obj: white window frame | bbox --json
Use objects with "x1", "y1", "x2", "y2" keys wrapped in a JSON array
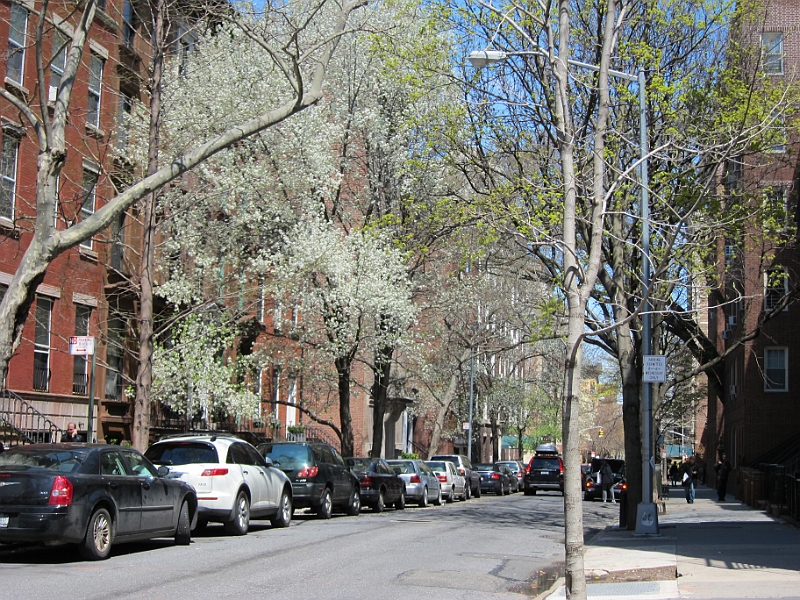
[
  {"x1": 764, "y1": 347, "x2": 788, "y2": 392},
  {"x1": 7, "y1": 4, "x2": 28, "y2": 85},
  {"x1": 80, "y1": 168, "x2": 98, "y2": 249},
  {"x1": 87, "y1": 54, "x2": 103, "y2": 128},
  {"x1": 762, "y1": 32, "x2": 784, "y2": 75},
  {"x1": 122, "y1": 0, "x2": 135, "y2": 48},
  {"x1": 764, "y1": 268, "x2": 789, "y2": 312},
  {"x1": 49, "y1": 31, "x2": 68, "y2": 101},
  {"x1": 0, "y1": 129, "x2": 20, "y2": 221},
  {"x1": 33, "y1": 296, "x2": 52, "y2": 392}
]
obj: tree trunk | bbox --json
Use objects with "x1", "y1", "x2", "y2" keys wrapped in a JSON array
[
  {"x1": 132, "y1": 0, "x2": 165, "y2": 452},
  {"x1": 491, "y1": 415, "x2": 500, "y2": 462},
  {"x1": 336, "y1": 356, "x2": 355, "y2": 457},
  {"x1": 369, "y1": 344, "x2": 394, "y2": 458},
  {"x1": 427, "y1": 349, "x2": 471, "y2": 457}
]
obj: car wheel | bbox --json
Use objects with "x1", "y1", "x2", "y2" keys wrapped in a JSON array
[
  {"x1": 80, "y1": 508, "x2": 113, "y2": 561},
  {"x1": 394, "y1": 490, "x2": 406, "y2": 510},
  {"x1": 315, "y1": 488, "x2": 333, "y2": 519},
  {"x1": 174, "y1": 501, "x2": 191, "y2": 545},
  {"x1": 464, "y1": 483, "x2": 471, "y2": 500},
  {"x1": 530, "y1": 488, "x2": 537, "y2": 496},
  {"x1": 474, "y1": 483, "x2": 481, "y2": 498},
  {"x1": 418, "y1": 486, "x2": 429, "y2": 507},
  {"x1": 224, "y1": 491, "x2": 250, "y2": 536},
  {"x1": 446, "y1": 487, "x2": 455, "y2": 503},
  {"x1": 373, "y1": 489, "x2": 385, "y2": 513},
  {"x1": 270, "y1": 488, "x2": 293, "y2": 528},
  {"x1": 433, "y1": 487, "x2": 443, "y2": 506},
  {"x1": 346, "y1": 485, "x2": 361, "y2": 516}
]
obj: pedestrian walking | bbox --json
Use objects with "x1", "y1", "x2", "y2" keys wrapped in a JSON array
[
  {"x1": 680, "y1": 456, "x2": 698, "y2": 503},
  {"x1": 669, "y1": 461, "x2": 679, "y2": 486},
  {"x1": 599, "y1": 460, "x2": 616, "y2": 504},
  {"x1": 714, "y1": 453, "x2": 732, "y2": 501}
]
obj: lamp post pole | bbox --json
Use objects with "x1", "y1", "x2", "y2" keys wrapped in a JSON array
[{"x1": 468, "y1": 50, "x2": 658, "y2": 534}]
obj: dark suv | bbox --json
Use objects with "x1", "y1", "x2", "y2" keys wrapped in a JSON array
[
  {"x1": 429, "y1": 454, "x2": 481, "y2": 499},
  {"x1": 258, "y1": 442, "x2": 360, "y2": 519},
  {"x1": 523, "y1": 444, "x2": 564, "y2": 495}
]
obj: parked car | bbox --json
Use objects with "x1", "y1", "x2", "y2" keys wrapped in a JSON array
[
  {"x1": 386, "y1": 459, "x2": 442, "y2": 506},
  {"x1": 146, "y1": 434, "x2": 293, "y2": 535},
  {"x1": 258, "y1": 442, "x2": 360, "y2": 519},
  {"x1": 345, "y1": 458, "x2": 406, "y2": 512},
  {"x1": 0, "y1": 443, "x2": 197, "y2": 560},
  {"x1": 425, "y1": 460, "x2": 467, "y2": 502},
  {"x1": 583, "y1": 458, "x2": 626, "y2": 501},
  {"x1": 523, "y1": 444, "x2": 564, "y2": 495},
  {"x1": 474, "y1": 463, "x2": 511, "y2": 495},
  {"x1": 496, "y1": 460, "x2": 524, "y2": 492},
  {"x1": 429, "y1": 453, "x2": 481, "y2": 499}
]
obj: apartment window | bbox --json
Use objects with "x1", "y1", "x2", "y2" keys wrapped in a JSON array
[
  {"x1": 117, "y1": 92, "x2": 132, "y2": 148},
  {"x1": 273, "y1": 299, "x2": 283, "y2": 333},
  {"x1": 767, "y1": 111, "x2": 787, "y2": 153},
  {"x1": 80, "y1": 169, "x2": 98, "y2": 249},
  {"x1": 49, "y1": 31, "x2": 68, "y2": 100},
  {"x1": 764, "y1": 347, "x2": 788, "y2": 392},
  {"x1": 762, "y1": 32, "x2": 784, "y2": 75},
  {"x1": 7, "y1": 4, "x2": 28, "y2": 85},
  {"x1": 33, "y1": 296, "x2": 52, "y2": 392},
  {"x1": 272, "y1": 369, "x2": 280, "y2": 417},
  {"x1": 122, "y1": 0, "x2": 135, "y2": 48},
  {"x1": 72, "y1": 305, "x2": 91, "y2": 395},
  {"x1": 0, "y1": 130, "x2": 19, "y2": 220},
  {"x1": 87, "y1": 55, "x2": 103, "y2": 128},
  {"x1": 104, "y1": 317, "x2": 124, "y2": 400},
  {"x1": 764, "y1": 268, "x2": 789, "y2": 312},
  {"x1": 765, "y1": 187, "x2": 790, "y2": 231}
]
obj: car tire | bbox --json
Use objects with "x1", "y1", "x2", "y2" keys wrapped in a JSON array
[
  {"x1": 433, "y1": 487, "x2": 443, "y2": 506},
  {"x1": 270, "y1": 488, "x2": 293, "y2": 528},
  {"x1": 224, "y1": 491, "x2": 250, "y2": 536},
  {"x1": 446, "y1": 487, "x2": 455, "y2": 503},
  {"x1": 174, "y1": 501, "x2": 191, "y2": 545},
  {"x1": 418, "y1": 487, "x2": 429, "y2": 507},
  {"x1": 345, "y1": 485, "x2": 361, "y2": 517},
  {"x1": 394, "y1": 490, "x2": 406, "y2": 510},
  {"x1": 373, "y1": 489, "x2": 385, "y2": 513},
  {"x1": 315, "y1": 488, "x2": 333, "y2": 519},
  {"x1": 464, "y1": 483, "x2": 471, "y2": 500},
  {"x1": 474, "y1": 483, "x2": 481, "y2": 498},
  {"x1": 80, "y1": 507, "x2": 113, "y2": 561},
  {"x1": 530, "y1": 488, "x2": 537, "y2": 496}
]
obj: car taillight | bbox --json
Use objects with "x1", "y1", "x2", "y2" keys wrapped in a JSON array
[
  {"x1": 49, "y1": 476, "x2": 73, "y2": 506},
  {"x1": 296, "y1": 466, "x2": 319, "y2": 478},
  {"x1": 437, "y1": 474, "x2": 447, "y2": 483},
  {"x1": 409, "y1": 475, "x2": 421, "y2": 483},
  {"x1": 457, "y1": 467, "x2": 465, "y2": 475},
  {"x1": 361, "y1": 475, "x2": 372, "y2": 487},
  {"x1": 621, "y1": 482, "x2": 628, "y2": 490},
  {"x1": 586, "y1": 481, "x2": 594, "y2": 489},
  {"x1": 200, "y1": 468, "x2": 229, "y2": 477},
  {"x1": 525, "y1": 465, "x2": 530, "y2": 474},
  {"x1": 491, "y1": 473, "x2": 500, "y2": 480}
]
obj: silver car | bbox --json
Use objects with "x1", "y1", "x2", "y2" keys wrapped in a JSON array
[
  {"x1": 425, "y1": 460, "x2": 467, "y2": 502},
  {"x1": 387, "y1": 459, "x2": 443, "y2": 507}
]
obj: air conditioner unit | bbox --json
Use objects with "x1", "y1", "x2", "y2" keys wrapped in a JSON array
[
  {"x1": 48, "y1": 86, "x2": 57, "y2": 103},
  {"x1": 728, "y1": 315, "x2": 737, "y2": 326},
  {"x1": 721, "y1": 330, "x2": 729, "y2": 339},
  {"x1": 730, "y1": 384, "x2": 737, "y2": 396}
]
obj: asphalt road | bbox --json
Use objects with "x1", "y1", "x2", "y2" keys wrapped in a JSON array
[{"x1": 0, "y1": 490, "x2": 619, "y2": 599}]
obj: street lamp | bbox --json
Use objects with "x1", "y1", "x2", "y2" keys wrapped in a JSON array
[{"x1": 469, "y1": 48, "x2": 658, "y2": 535}]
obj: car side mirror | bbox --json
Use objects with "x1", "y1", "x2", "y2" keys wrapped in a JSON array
[
  {"x1": 157, "y1": 465, "x2": 170, "y2": 478},
  {"x1": 263, "y1": 457, "x2": 274, "y2": 467}
]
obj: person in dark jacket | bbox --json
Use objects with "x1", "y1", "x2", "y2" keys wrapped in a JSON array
[
  {"x1": 714, "y1": 453, "x2": 732, "y2": 501},
  {"x1": 599, "y1": 460, "x2": 616, "y2": 504},
  {"x1": 60, "y1": 422, "x2": 84, "y2": 442},
  {"x1": 680, "y1": 456, "x2": 699, "y2": 503},
  {"x1": 669, "y1": 462, "x2": 679, "y2": 486}
]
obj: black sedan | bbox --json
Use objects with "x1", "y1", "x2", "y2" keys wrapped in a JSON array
[
  {"x1": 0, "y1": 444, "x2": 197, "y2": 560},
  {"x1": 474, "y1": 463, "x2": 511, "y2": 495},
  {"x1": 345, "y1": 458, "x2": 406, "y2": 512}
]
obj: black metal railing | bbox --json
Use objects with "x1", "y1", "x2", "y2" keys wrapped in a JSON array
[
  {"x1": 73, "y1": 372, "x2": 88, "y2": 395},
  {"x1": 787, "y1": 473, "x2": 800, "y2": 521},
  {"x1": 33, "y1": 367, "x2": 50, "y2": 392},
  {"x1": 0, "y1": 388, "x2": 62, "y2": 447}
]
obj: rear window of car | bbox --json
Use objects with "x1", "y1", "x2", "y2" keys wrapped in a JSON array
[
  {"x1": 145, "y1": 442, "x2": 218, "y2": 465},
  {"x1": 530, "y1": 458, "x2": 561, "y2": 469},
  {"x1": 346, "y1": 458, "x2": 372, "y2": 470},
  {"x1": 261, "y1": 444, "x2": 313, "y2": 469},
  {"x1": 388, "y1": 461, "x2": 415, "y2": 474},
  {"x1": 474, "y1": 463, "x2": 495, "y2": 471},
  {"x1": 426, "y1": 461, "x2": 447, "y2": 471},
  {"x1": 0, "y1": 448, "x2": 89, "y2": 472}
]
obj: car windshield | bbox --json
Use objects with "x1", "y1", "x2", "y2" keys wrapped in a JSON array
[
  {"x1": 474, "y1": 463, "x2": 495, "y2": 471},
  {"x1": 531, "y1": 458, "x2": 561, "y2": 469},
  {"x1": 499, "y1": 462, "x2": 520, "y2": 473},
  {"x1": 346, "y1": 458, "x2": 372, "y2": 470},
  {"x1": 261, "y1": 444, "x2": 313, "y2": 469},
  {"x1": 388, "y1": 461, "x2": 415, "y2": 474},
  {"x1": 425, "y1": 461, "x2": 447, "y2": 472},
  {"x1": 0, "y1": 447, "x2": 89, "y2": 472},
  {"x1": 144, "y1": 442, "x2": 218, "y2": 465}
]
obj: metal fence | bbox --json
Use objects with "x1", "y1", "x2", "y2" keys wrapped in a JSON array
[{"x1": 0, "y1": 389, "x2": 62, "y2": 447}]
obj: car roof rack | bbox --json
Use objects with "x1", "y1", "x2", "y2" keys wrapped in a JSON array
[{"x1": 156, "y1": 431, "x2": 243, "y2": 442}]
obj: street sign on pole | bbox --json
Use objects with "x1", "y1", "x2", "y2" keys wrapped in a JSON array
[
  {"x1": 643, "y1": 355, "x2": 666, "y2": 383},
  {"x1": 69, "y1": 336, "x2": 95, "y2": 356}
]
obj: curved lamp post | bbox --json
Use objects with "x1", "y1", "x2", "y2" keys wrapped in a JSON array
[{"x1": 469, "y1": 48, "x2": 658, "y2": 535}]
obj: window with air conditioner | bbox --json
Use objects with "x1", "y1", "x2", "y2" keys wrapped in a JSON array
[
  {"x1": 764, "y1": 268, "x2": 789, "y2": 312},
  {"x1": 764, "y1": 347, "x2": 788, "y2": 392}
]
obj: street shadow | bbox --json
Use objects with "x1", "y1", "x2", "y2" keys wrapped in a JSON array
[{"x1": 0, "y1": 538, "x2": 180, "y2": 564}]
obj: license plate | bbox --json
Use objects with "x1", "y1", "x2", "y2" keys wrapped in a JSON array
[
  {"x1": 539, "y1": 471, "x2": 550, "y2": 475},
  {"x1": 0, "y1": 515, "x2": 8, "y2": 528}
]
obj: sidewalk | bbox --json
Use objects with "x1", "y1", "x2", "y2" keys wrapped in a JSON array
[{"x1": 544, "y1": 484, "x2": 800, "y2": 599}]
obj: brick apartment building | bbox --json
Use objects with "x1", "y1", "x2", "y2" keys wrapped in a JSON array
[{"x1": 707, "y1": 0, "x2": 800, "y2": 488}]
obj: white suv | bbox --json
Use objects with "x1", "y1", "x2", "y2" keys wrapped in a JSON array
[{"x1": 145, "y1": 434, "x2": 293, "y2": 535}]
